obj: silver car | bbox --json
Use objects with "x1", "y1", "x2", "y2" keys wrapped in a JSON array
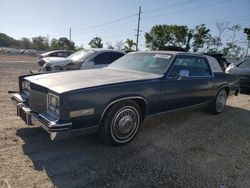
[
  {"x1": 42, "y1": 49, "x2": 126, "y2": 72},
  {"x1": 226, "y1": 58, "x2": 250, "y2": 91}
]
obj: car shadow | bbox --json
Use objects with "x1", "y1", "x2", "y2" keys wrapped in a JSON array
[
  {"x1": 16, "y1": 105, "x2": 250, "y2": 188},
  {"x1": 240, "y1": 89, "x2": 250, "y2": 95}
]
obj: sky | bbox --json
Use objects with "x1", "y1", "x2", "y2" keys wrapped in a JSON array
[{"x1": 0, "y1": 0, "x2": 249, "y2": 50}]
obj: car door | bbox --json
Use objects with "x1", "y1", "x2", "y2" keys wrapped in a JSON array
[
  {"x1": 93, "y1": 52, "x2": 124, "y2": 68},
  {"x1": 160, "y1": 55, "x2": 213, "y2": 112}
]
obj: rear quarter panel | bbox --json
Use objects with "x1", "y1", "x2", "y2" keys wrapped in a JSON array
[{"x1": 210, "y1": 72, "x2": 239, "y2": 96}]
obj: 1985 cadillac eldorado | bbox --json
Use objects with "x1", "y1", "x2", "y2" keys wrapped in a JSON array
[{"x1": 11, "y1": 51, "x2": 239, "y2": 145}]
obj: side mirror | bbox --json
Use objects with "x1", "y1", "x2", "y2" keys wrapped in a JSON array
[{"x1": 179, "y1": 70, "x2": 189, "y2": 78}]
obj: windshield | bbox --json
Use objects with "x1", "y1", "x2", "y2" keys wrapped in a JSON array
[
  {"x1": 108, "y1": 53, "x2": 173, "y2": 74},
  {"x1": 67, "y1": 49, "x2": 93, "y2": 62},
  {"x1": 238, "y1": 59, "x2": 250, "y2": 68}
]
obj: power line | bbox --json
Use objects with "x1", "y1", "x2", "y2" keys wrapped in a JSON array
[
  {"x1": 143, "y1": 0, "x2": 199, "y2": 13},
  {"x1": 50, "y1": 13, "x2": 137, "y2": 37},
  {"x1": 143, "y1": 0, "x2": 232, "y2": 20},
  {"x1": 142, "y1": 16, "x2": 250, "y2": 33}
]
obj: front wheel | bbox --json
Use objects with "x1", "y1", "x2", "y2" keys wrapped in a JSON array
[
  {"x1": 207, "y1": 89, "x2": 228, "y2": 114},
  {"x1": 53, "y1": 66, "x2": 62, "y2": 71},
  {"x1": 100, "y1": 100, "x2": 141, "y2": 145}
]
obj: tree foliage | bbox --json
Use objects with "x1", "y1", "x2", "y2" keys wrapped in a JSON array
[
  {"x1": 115, "y1": 40, "x2": 124, "y2": 50},
  {"x1": 192, "y1": 24, "x2": 210, "y2": 52},
  {"x1": 145, "y1": 23, "x2": 244, "y2": 57},
  {"x1": 19, "y1": 38, "x2": 32, "y2": 49},
  {"x1": 123, "y1": 39, "x2": 136, "y2": 51},
  {"x1": 50, "y1": 37, "x2": 75, "y2": 50},
  {"x1": 145, "y1": 25, "x2": 191, "y2": 50},
  {"x1": 31, "y1": 36, "x2": 49, "y2": 50},
  {"x1": 106, "y1": 41, "x2": 114, "y2": 49},
  {"x1": 89, "y1": 37, "x2": 103, "y2": 48},
  {"x1": 0, "y1": 33, "x2": 18, "y2": 47}
]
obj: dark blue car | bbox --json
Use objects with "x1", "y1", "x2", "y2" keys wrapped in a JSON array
[{"x1": 11, "y1": 51, "x2": 239, "y2": 145}]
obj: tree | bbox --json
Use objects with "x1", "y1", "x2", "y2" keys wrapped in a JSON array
[
  {"x1": 115, "y1": 40, "x2": 124, "y2": 50},
  {"x1": 145, "y1": 25, "x2": 191, "y2": 50},
  {"x1": 19, "y1": 37, "x2": 32, "y2": 49},
  {"x1": 49, "y1": 37, "x2": 75, "y2": 50},
  {"x1": 123, "y1": 39, "x2": 136, "y2": 51},
  {"x1": 192, "y1": 24, "x2": 210, "y2": 52},
  {"x1": 106, "y1": 41, "x2": 114, "y2": 49},
  {"x1": 0, "y1": 33, "x2": 18, "y2": 47},
  {"x1": 244, "y1": 27, "x2": 250, "y2": 56},
  {"x1": 205, "y1": 36, "x2": 221, "y2": 53},
  {"x1": 57, "y1": 37, "x2": 75, "y2": 50},
  {"x1": 50, "y1": 38, "x2": 59, "y2": 50},
  {"x1": 221, "y1": 42, "x2": 241, "y2": 57},
  {"x1": 32, "y1": 36, "x2": 49, "y2": 50},
  {"x1": 214, "y1": 22, "x2": 229, "y2": 51},
  {"x1": 88, "y1": 37, "x2": 103, "y2": 48},
  {"x1": 204, "y1": 23, "x2": 243, "y2": 57}
]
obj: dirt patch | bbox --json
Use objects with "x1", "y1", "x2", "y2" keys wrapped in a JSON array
[
  {"x1": 0, "y1": 55, "x2": 250, "y2": 187},
  {"x1": 0, "y1": 52, "x2": 37, "y2": 62}
]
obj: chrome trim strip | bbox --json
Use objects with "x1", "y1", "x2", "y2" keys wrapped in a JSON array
[
  {"x1": 71, "y1": 125, "x2": 99, "y2": 132},
  {"x1": 147, "y1": 101, "x2": 210, "y2": 118},
  {"x1": 99, "y1": 96, "x2": 148, "y2": 124}
]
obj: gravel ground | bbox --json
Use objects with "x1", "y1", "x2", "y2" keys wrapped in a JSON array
[{"x1": 0, "y1": 54, "x2": 250, "y2": 188}]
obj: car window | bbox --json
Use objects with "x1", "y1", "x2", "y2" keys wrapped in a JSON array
[
  {"x1": 168, "y1": 55, "x2": 212, "y2": 77},
  {"x1": 67, "y1": 50, "x2": 93, "y2": 61},
  {"x1": 50, "y1": 52, "x2": 58, "y2": 57},
  {"x1": 108, "y1": 53, "x2": 173, "y2": 74},
  {"x1": 57, "y1": 52, "x2": 68, "y2": 57},
  {"x1": 206, "y1": 56, "x2": 223, "y2": 72},
  {"x1": 94, "y1": 52, "x2": 124, "y2": 65}
]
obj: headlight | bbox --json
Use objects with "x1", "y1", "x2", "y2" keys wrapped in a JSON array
[
  {"x1": 22, "y1": 80, "x2": 30, "y2": 90},
  {"x1": 22, "y1": 80, "x2": 30, "y2": 96},
  {"x1": 47, "y1": 93, "x2": 60, "y2": 115}
]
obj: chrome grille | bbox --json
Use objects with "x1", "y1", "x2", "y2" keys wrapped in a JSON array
[{"x1": 29, "y1": 89, "x2": 47, "y2": 114}]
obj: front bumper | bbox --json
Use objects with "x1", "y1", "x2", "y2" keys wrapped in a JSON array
[{"x1": 11, "y1": 93, "x2": 72, "y2": 140}]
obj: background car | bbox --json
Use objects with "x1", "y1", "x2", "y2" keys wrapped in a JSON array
[
  {"x1": 226, "y1": 58, "x2": 250, "y2": 91},
  {"x1": 41, "y1": 49, "x2": 126, "y2": 72},
  {"x1": 37, "y1": 50, "x2": 73, "y2": 66}
]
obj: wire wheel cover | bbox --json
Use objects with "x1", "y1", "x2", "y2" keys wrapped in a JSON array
[{"x1": 111, "y1": 107, "x2": 139, "y2": 142}]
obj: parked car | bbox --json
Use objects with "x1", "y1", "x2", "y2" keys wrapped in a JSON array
[
  {"x1": 11, "y1": 51, "x2": 239, "y2": 145},
  {"x1": 37, "y1": 50, "x2": 73, "y2": 66},
  {"x1": 41, "y1": 49, "x2": 126, "y2": 72},
  {"x1": 226, "y1": 58, "x2": 250, "y2": 91}
]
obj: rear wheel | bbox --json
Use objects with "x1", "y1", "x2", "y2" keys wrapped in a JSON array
[
  {"x1": 207, "y1": 89, "x2": 227, "y2": 114},
  {"x1": 100, "y1": 100, "x2": 141, "y2": 145},
  {"x1": 45, "y1": 66, "x2": 52, "y2": 71}
]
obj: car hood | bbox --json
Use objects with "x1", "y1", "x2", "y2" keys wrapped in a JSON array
[
  {"x1": 43, "y1": 57, "x2": 72, "y2": 67},
  {"x1": 226, "y1": 66, "x2": 250, "y2": 75},
  {"x1": 25, "y1": 68, "x2": 161, "y2": 94}
]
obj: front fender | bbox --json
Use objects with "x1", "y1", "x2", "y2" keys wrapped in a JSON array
[{"x1": 99, "y1": 95, "x2": 148, "y2": 124}]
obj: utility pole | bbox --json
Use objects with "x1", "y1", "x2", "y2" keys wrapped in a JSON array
[
  {"x1": 135, "y1": 6, "x2": 141, "y2": 51},
  {"x1": 69, "y1": 27, "x2": 71, "y2": 42}
]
